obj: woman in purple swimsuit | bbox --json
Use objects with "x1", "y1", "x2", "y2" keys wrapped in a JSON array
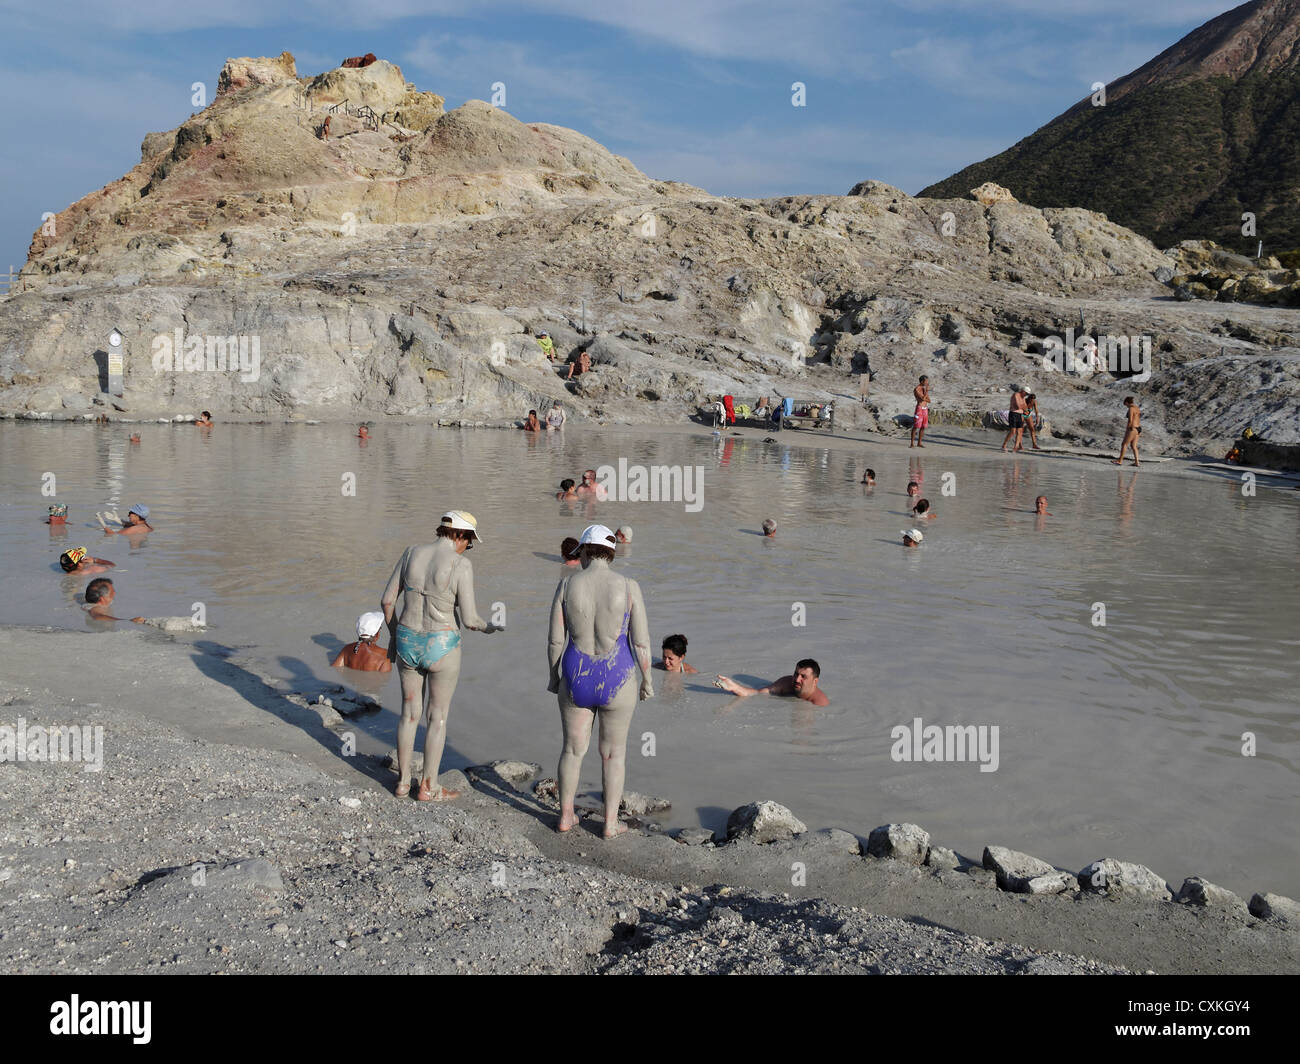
[{"x1": 547, "y1": 524, "x2": 652, "y2": 838}]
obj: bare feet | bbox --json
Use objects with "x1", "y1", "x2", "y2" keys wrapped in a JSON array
[
  {"x1": 416, "y1": 779, "x2": 460, "y2": 802},
  {"x1": 556, "y1": 807, "x2": 581, "y2": 833},
  {"x1": 394, "y1": 781, "x2": 410, "y2": 798},
  {"x1": 603, "y1": 821, "x2": 629, "y2": 839},
  {"x1": 1112, "y1": 459, "x2": 1123, "y2": 465}
]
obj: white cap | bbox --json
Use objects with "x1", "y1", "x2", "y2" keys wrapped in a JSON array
[
  {"x1": 441, "y1": 510, "x2": 482, "y2": 542},
  {"x1": 902, "y1": 528, "x2": 924, "y2": 543},
  {"x1": 616, "y1": 525, "x2": 632, "y2": 542},
  {"x1": 578, "y1": 524, "x2": 617, "y2": 548},
  {"x1": 357, "y1": 611, "x2": 385, "y2": 639}
]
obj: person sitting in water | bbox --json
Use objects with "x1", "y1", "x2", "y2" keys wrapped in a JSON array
[
  {"x1": 46, "y1": 504, "x2": 68, "y2": 526},
  {"x1": 761, "y1": 519, "x2": 777, "y2": 538},
  {"x1": 1034, "y1": 495, "x2": 1052, "y2": 516},
  {"x1": 129, "y1": 433, "x2": 141, "y2": 444},
  {"x1": 522, "y1": 409, "x2": 542, "y2": 432},
  {"x1": 913, "y1": 498, "x2": 933, "y2": 518},
  {"x1": 902, "y1": 528, "x2": 923, "y2": 548},
  {"x1": 357, "y1": 423, "x2": 370, "y2": 440},
  {"x1": 195, "y1": 411, "x2": 213, "y2": 427},
  {"x1": 546, "y1": 401, "x2": 566, "y2": 430},
  {"x1": 556, "y1": 478, "x2": 577, "y2": 500},
  {"x1": 84, "y1": 578, "x2": 143, "y2": 623},
  {"x1": 560, "y1": 537, "x2": 581, "y2": 566},
  {"x1": 576, "y1": 469, "x2": 606, "y2": 499},
  {"x1": 615, "y1": 526, "x2": 632, "y2": 544},
  {"x1": 906, "y1": 481, "x2": 920, "y2": 500},
  {"x1": 101, "y1": 504, "x2": 153, "y2": 535},
  {"x1": 332, "y1": 611, "x2": 392, "y2": 672},
  {"x1": 716, "y1": 658, "x2": 829, "y2": 706},
  {"x1": 658, "y1": 633, "x2": 698, "y2": 674},
  {"x1": 860, "y1": 468, "x2": 875, "y2": 486},
  {"x1": 59, "y1": 547, "x2": 114, "y2": 574}
]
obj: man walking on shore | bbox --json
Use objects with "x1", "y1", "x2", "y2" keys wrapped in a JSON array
[
  {"x1": 1001, "y1": 385, "x2": 1028, "y2": 452},
  {"x1": 910, "y1": 375, "x2": 931, "y2": 448},
  {"x1": 1114, "y1": 396, "x2": 1141, "y2": 466}
]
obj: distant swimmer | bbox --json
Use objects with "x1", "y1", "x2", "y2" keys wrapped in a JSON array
[
  {"x1": 332, "y1": 611, "x2": 392, "y2": 673},
  {"x1": 548, "y1": 524, "x2": 652, "y2": 839},
  {"x1": 84, "y1": 578, "x2": 144, "y2": 623},
  {"x1": 910, "y1": 375, "x2": 931, "y2": 448},
  {"x1": 129, "y1": 433, "x2": 141, "y2": 445},
  {"x1": 46, "y1": 504, "x2": 68, "y2": 526},
  {"x1": 357, "y1": 423, "x2": 370, "y2": 440},
  {"x1": 761, "y1": 518, "x2": 777, "y2": 537},
  {"x1": 615, "y1": 526, "x2": 632, "y2": 544},
  {"x1": 195, "y1": 411, "x2": 213, "y2": 427},
  {"x1": 657, "y1": 633, "x2": 698, "y2": 674},
  {"x1": 906, "y1": 481, "x2": 920, "y2": 500},
  {"x1": 59, "y1": 548, "x2": 114, "y2": 574},
  {"x1": 860, "y1": 468, "x2": 875, "y2": 486},
  {"x1": 381, "y1": 510, "x2": 501, "y2": 802},
  {"x1": 576, "y1": 469, "x2": 607, "y2": 499},
  {"x1": 560, "y1": 537, "x2": 581, "y2": 566},
  {"x1": 522, "y1": 409, "x2": 541, "y2": 432},
  {"x1": 100, "y1": 504, "x2": 152, "y2": 535},
  {"x1": 1034, "y1": 495, "x2": 1052, "y2": 515},
  {"x1": 1114, "y1": 396, "x2": 1141, "y2": 466},
  {"x1": 557, "y1": 479, "x2": 577, "y2": 500},
  {"x1": 902, "y1": 528, "x2": 923, "y2": 547},
  {"x1": 715, "y1": 658, "x2": 829, "y2": 706},
  {"x1": 546, "y1": 401, "x2": 566, "y2": 430},
  {"x1": 913, "y1": 498, "x2": 933, "y2": 518}
]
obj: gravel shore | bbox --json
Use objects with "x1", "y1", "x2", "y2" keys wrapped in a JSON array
[{"x1": 2, "y1": 627, "x2": 1295, "y2": 975}]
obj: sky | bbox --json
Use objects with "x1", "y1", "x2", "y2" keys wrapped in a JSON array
[{"x1": 0, "y1": 0, "x2": 1235, "y2": 273}]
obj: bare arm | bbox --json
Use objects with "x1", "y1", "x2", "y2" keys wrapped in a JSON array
[
  {"x1": 454, "y1": 558, "x2": 489, "y2": 631},
  {"x1": 627, "y1": 578, "x2": 653, "y2": 700},
  {"x1": 381, "y1": 549, "x2": 407, "y2": 661},
  {"x1": 547, "y1": 577, "x2": 568, "y2": 693}
]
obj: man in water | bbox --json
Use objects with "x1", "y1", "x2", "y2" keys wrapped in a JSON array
[
  {"x1": 576, "y1": 469, "x2": 607, "y2": 499},
  {"x1": 357, "y1": 423, "x2": 370, "y2": 440},
  {"x1": 658, "y1": 634, "x2": 698, "y2": 673},
  {"x1": 1114, "y1": 396, "x2": 1141, "y2": 466},
  {"x1": 332, "y1": 611, "x2": 392, "y2": 672},
  {"x1": 101, "y1": 504, "x2": 152, "y2": 535},
  {"x1": 59, "y1": 548, "x2": 114, "y2": 574},
  {"x1": 716, "y1": 659, "x2": 829, "y2": 706},
  {"x1": 84, "y1": 578, "x2": 143, "y2": 623},
  {"x1": 906, "y1": 481, "x2": 920, "y2": 501},
  {"x1": 761, "y1": 519, "x2": 777, "y2": 537},
  {"x1": 615, "y1": 526, "x2": 632, "y2": 544},
  {"x1": 1001, "y1": 386, "x2": 1028, "y2": 452},
  {"x1": 196, "y1": 411, "x2": 213, "y2": 427},
  {"x1": 902, "y1": 528, "x2": 923, "y2": 547},
  {"x1": 910, "y1": 375, "x2": 931, "y2": 448},
  {"x1": 1034, "y1": 495, "x2": 1052, "y2": 515}
]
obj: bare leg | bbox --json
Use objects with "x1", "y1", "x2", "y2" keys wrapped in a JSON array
[
  {"x1": 395, "y1": 663, "x2": 424, "y2": 794},
  {"x1": 1001, "y1": 427, "x2": 1013, "y2": 451},
  {"x1": 557, "y1": 692, "x2": 594, "y2": 832},
  {"x1": 596, "y1": 685, "x2": 637, "y2": 838},
  {"x1": 415, "y1": 646, "x2": 462, "y2": 799}
]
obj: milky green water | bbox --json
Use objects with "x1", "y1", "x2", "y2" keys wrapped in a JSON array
[{"x1": 3, "y1": 421, "x2": 1297, "y2": 897}]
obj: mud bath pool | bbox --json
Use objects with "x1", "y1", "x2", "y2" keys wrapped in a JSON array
[{"x1": 3, "y1": 420, "x2": 1297, "y2": 898}]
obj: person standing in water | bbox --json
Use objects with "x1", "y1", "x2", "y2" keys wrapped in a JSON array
[
  {"x1": 1114, "y1": 396, "x2": 1141, "y2": 466},
  {"x1": 910, "y1": 375, "x2": 931, "y2": 448},
  {"x1": 548, "y1": 524, "x2": 652, "y2": 839},
  {"x1": 381, "y1": 511, "x2": 500, "y2": 801},
  {"x1": 1001, "y1": 386, "x2": 1028, "y2": 452}
]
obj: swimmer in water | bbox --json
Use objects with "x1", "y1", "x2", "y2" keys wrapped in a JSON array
[
  {"x1": 576, "y1": 469, "x2": 606, "y2": 499},
  {"x1": 84, "y1": 578, "x2": 144, "y2": 623},
  {"x1": 101, "y1": 504, "x2": 152, "y2": 535},
  {"x1": 906, "y1": 482, "x2": 920, "y2": 500},
  {"x1": 716, "y1": 658, "x2": 829, "y2": 706},
  {"x1": 1034, "y1": 495, "x2": 1052, "y2": 515},
  {"x1": 381, "y1": 511, "x2": 501, "y2": 801},
  {"x1": 129, "y1": 433, "x2": 141, "y2": 445},
  {"x1": 332, "y1": 611, "x2": 392, "y2": 672},
  {"x1": 46, "y1": 504, "x2": 68, "y2": 526},
  {"x1": 560, "y1": 537, "x2": 581, "y2": 566},
  {"x1": 761, "y1": 519, "x2": 777, "y2": 538},
  {"x1": 357, "y1": 423, "x2": 370, "y2": 440},
  {"x1": 913, "y1": 498, "x2": 933, "y2": 518},
  {"x1": 59, "y1": 547, "x2": 114, "y2": 574},
  {"x1": 557, "y1": 478, "x2": 577, "y2": 500},
  {"x1": 860, "y1": 468, "x2": 875, "y2": 486},
  {"x1": 196, "y1": 411, "x2": 213, "y2": 427},
  {"x1": 548, "y1": 524, "x2": 652, "y2": 838},
  {"x1": 615, "y1": 526, "x2": 632, "y2": 544},
  {"x1": 902, "y1": 528, "x2": 923, "y2": 547},
  {"x1": 657, "y1": 634, "x2": 698, "y2": 674}
]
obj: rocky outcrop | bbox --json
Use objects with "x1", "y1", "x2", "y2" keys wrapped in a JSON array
[
  {"x1": 970, "y1": 182, "x2": 1016, "y2": 207},
  {"x1": 1078, "y1": 858, "x2": 1171, "y2": 900},
  {"x1": 983, "y1": 846, "x2": 1075, "y2": 895},
  {"x1": 1248, "y1": 892, "x2": 1300, "y2": 923},
  {"x1": 217, "y1": 52, "x2": 297, "y2": 96},
  {"x1": 866, "y1": 822, "x2": 930, "y2": 864},
  {"x1": 725, "y1": 801, "x2": 807, "y2": 844},
  {"x1": 1174, "y1": 876, "x2": 1249, "y2": 912}
]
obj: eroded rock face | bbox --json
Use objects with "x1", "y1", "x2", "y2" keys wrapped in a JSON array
[
  {"x1": 970, "y1": 182, "x2": 1016, "y2": 207},
  {"x1": 217, "y1": 52, "x2": 298, "y2": 96}
]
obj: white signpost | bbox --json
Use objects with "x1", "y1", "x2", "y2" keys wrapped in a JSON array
[{"x1": 106, "y1": 329, "x2": 124, "y2": 396}]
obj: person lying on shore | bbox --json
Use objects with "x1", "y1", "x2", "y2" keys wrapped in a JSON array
[
  {"x1": 332, "y1": 611, "x2": 392, "y2": 672},
  {"x1": 1034, "y1": 495, "x2": 1052, "y2": 516},
  {"x1": 100, "y1": 504, "x2": 152, "y2": 535},
  {"x1": 657, "y1": 634, "x2": 698, "y2": 674},
  {"x1": 60, "y1": 548, "x2": 113, "y2": 574},
  {"x1": 84, "y1": 578, "x2": 143, "y2": 623},
  {"x1": 715, "y1": 658, "x2": 829, "y2": 706}
]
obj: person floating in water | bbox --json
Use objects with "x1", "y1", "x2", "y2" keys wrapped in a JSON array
[
  {"x1": 548, "y1": 524, "x2": 652, "y2": 839},
  {"x1": 761, "y1": 519, "x2": 777, "y2": 537},
  {"x1": 59, "y1": 547, "x2": 114, "y2": 574},
  {"x1": 195, "y1": 411, "x2": 213, "y2": 427},
  {"x1": 100, "y1": 504, "x2": 152, "y2": 535},
  {"x1": 860, "y1": 468, "x2": 875, "y2": 486},
  {"x1": 615, "y1": 526, "x2": 632, "y2": 544},
  {"x1": 716, "y1": 658, "x2": 829, "y2": 706},
  {"x1": 1034, "y1": 495, "x2": 1052, "y2": 516},
  {"x1": 1114, "y1": 396, "x2": 1141, "y2": 466},
  {"x1": 560, "y1": 537, "x2": 581, "y2": 566},
  {"x1": 910, "y1": 375, "x2": 931, "y2": 448},
  {"x1": 657, "y1": 634, "x2": 697, "y2": 673},
  {"x1": 332, "y1": 611, "x2": 392, "y2": 672},
  {"x1": 902, "y1": 528, "x2": 923, "y2": 547},
  {"x1": 84, "y1": 578, "x2": 144, "y2": 623},
  {"x1": 381, "y1": 511, "x2": 501, "y2": 802}
]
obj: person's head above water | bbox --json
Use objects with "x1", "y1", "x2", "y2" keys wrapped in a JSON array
[
  {"x1": 902, "y1": 528, "x2": 923, "y2": 546},
  {"x1": 1034, "y1": 495, "x2": 1049, "y2": 513},
  {"x1": 914, "y1": 499, "x2": 930, "y2": 515},
  {"x1": 662, "y1": 634, "x2": 689, "y2": 670},
  {"x1": 85, "y1": 577, "x2": 114, "y2": 604},
  {"x1": 560, "y1": 536, "x2": 580, "y2": 562},
  {"x1": 438, "y1": 510, "x2": 482, "y2": 550},
  {"x1": 577, "y1": 523, "x2": 617, "y2": 562},
  {"x1": 559, "y1": 478, "x2": 575, "y2": 492},
  {"x1": 616, "y1": 525, "x2": 632, "y2": 543},
  {"x1": 356, "y1": 611, "x2": 384, "y2": 642},
  {"x1": 906, "y1": 482, "x2": 920, "y2": 496},
  {"x1": 59, "y1": 547, "x2": 88, "y2": 572},
  {"x1": 792, "y1": 659, "x2": 821, "y2": 696},
  {"x1": 127, "y1": 504, "x2": 150, "y2": 524},
  {"x1": 862, "y1": 468, "x2": 875, "y2": 483},
  {"x1": 761, "y1": 518, "x2": 777, "y2": 537}
]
